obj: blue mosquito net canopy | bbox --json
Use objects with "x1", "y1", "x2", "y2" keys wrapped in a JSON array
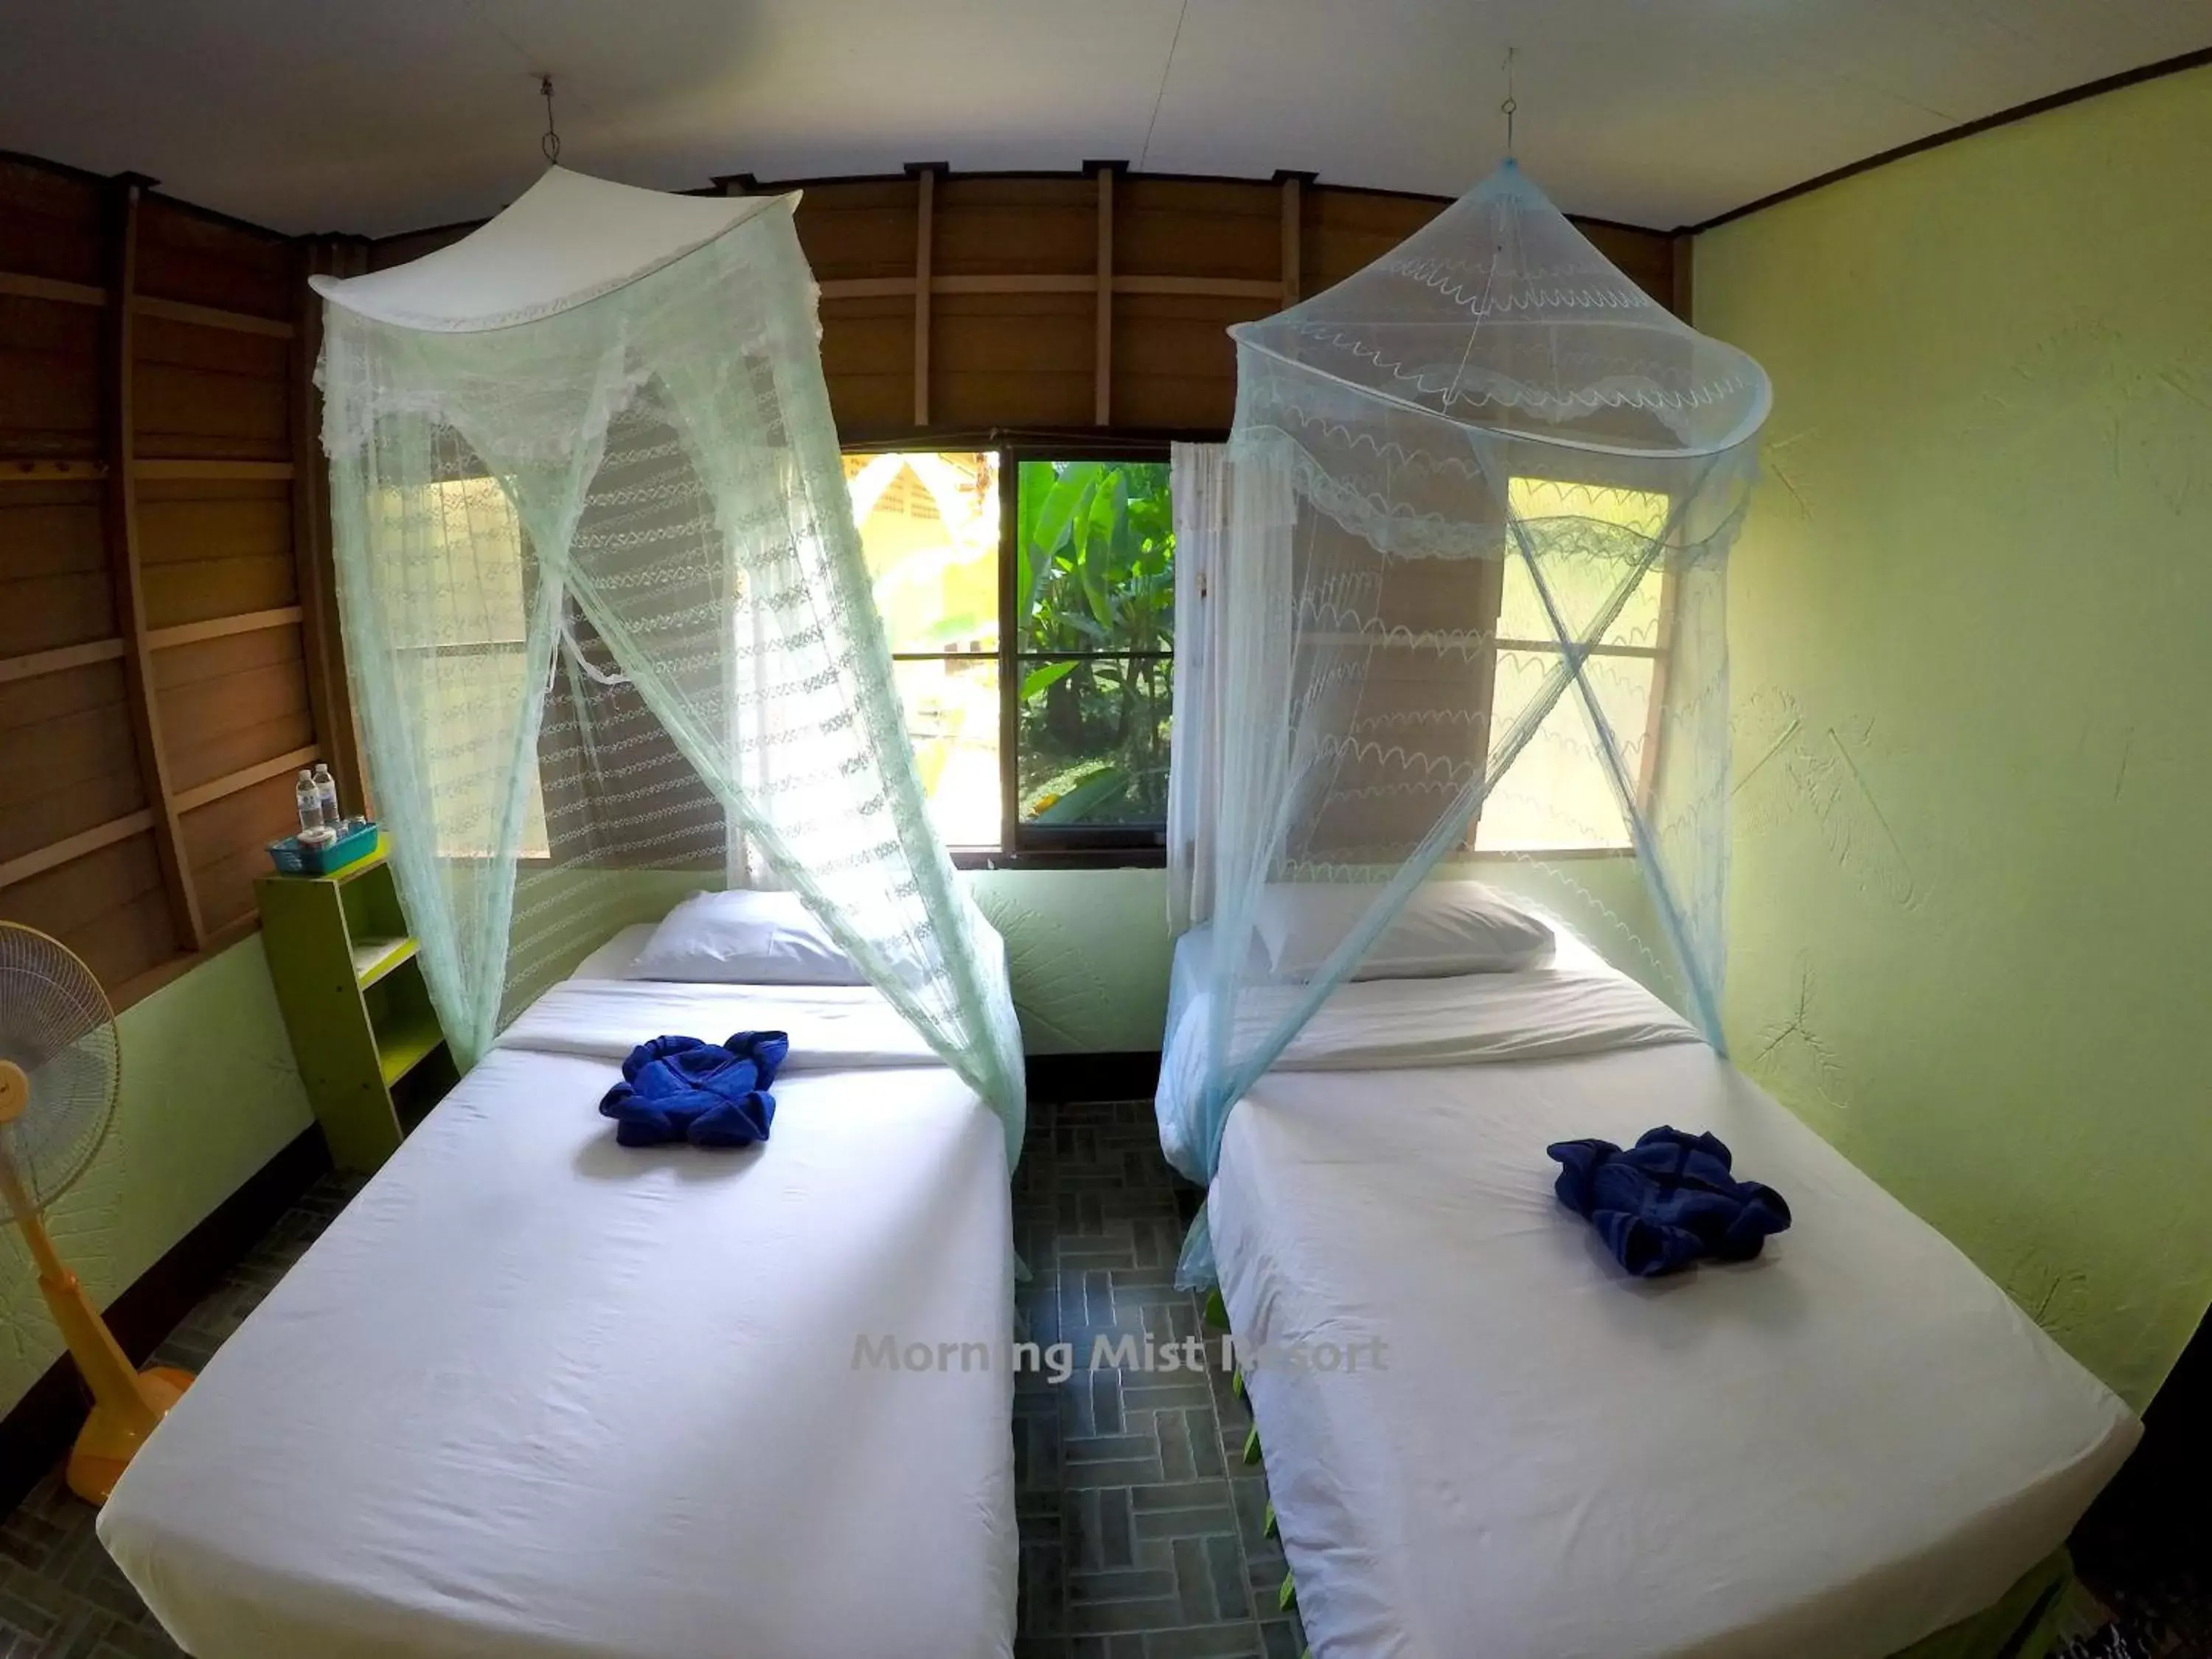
[
  {"x1": 311, "y1": 168, "x2": 1024, "y2": 1162},
  {"x1": 1164, "y1": 160, "x2": 1770, "y2": 1281}
]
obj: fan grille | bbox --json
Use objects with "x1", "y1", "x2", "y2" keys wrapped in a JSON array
[{"x1": 0, "y1": 925, "x2": 119, "y2": 1222}]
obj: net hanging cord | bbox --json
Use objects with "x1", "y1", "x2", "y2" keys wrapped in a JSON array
[
  {"x1": 1438, "y1": 45, "x2": 1518, "y2": 408},
  {"x1": 540, "y1": 76, "x2": 561, "y2": 164},
  {"x1": 1501, "y1": 47, "x2": 1517, "y2": 159}
]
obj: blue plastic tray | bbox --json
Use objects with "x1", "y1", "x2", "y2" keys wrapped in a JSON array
[{"x1": 267, "y1": 821, "x2": 380, "y2": 877}]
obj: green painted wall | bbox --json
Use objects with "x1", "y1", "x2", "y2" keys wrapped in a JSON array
[
  {"x1": 970, "y1": 869, "x2": 1175, "y2": 1054},
  {"x1": 1697, "y1": 65, "x2": 2212, "y2": 1410},
  {"x1": 0, "y1": 937, "x2": 314, "y2": 1416},
  {"x1": 970, "y1": 855, "x2": 1665, "y2": 1054}
]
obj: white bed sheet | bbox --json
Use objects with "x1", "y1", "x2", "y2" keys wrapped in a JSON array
[
  {"x1": 1211, "y1": 997, "x2": 2138, "y2": 1659},
  {"x1": 568, "y1": 921, "x2": 657, "y2": 980},
  {"x1": 1156, "y1": 922, "x2": 1694, "y2": 1178},
  {"x1": 100, "y1": 966, "x2": 1016, "y2": 1659}
]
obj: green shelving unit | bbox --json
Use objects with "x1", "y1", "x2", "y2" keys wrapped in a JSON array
[{"x1": 256, "y1": 843, "x2": 456, "y2": 1172}]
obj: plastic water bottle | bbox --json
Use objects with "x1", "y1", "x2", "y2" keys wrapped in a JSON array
[
  {"x1": 313, "y1": 762, "x2": 340, "y2": 830},
  {"x1": 295, "y1": 770, "x2": 324, "y2": 835}
]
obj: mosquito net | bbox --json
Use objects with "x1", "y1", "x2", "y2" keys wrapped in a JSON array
[
  {"x1": 1166, "y1": 160, "x2": 1770, "y2": 1279},
  {"x1": 313, "y1": 168, "x2": 1025, "y2": 1161}
]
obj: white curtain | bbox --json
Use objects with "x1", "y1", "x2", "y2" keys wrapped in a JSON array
[{"x1": 1165, "y1": 442, "x2": 1228, "y2": 934}]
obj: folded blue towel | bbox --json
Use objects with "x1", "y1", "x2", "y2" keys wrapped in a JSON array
[
  {"x1": 1546, "y1": 1126, "x2": 1791, "y2": 1277},
  {"x1": 599, "y1": 1031, "x2": 790, "y2": 1149}
]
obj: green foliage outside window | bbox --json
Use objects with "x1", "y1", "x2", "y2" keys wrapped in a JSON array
[{"x1": 1015, "y1": 460, "x2": 1175, "y2": 827}]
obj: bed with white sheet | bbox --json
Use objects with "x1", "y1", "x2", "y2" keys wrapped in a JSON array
[
  {"x1": 1159, "y1": 928, "x2": 2138, "y2": 1659},
  {"x1": 100, "y1": 925, "x2": 1017, "y2": 1659}
]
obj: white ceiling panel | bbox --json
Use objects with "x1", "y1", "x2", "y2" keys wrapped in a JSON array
[{"x1": 0, "y1": 0, "x2": 2202, "y2": 237}]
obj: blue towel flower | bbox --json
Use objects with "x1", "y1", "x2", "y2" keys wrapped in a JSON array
[
  {"x1": 598, "y1": 1030, "x2": 790, "y2": 1149},
  {"x1": 1546, "y1": 1126, "x2": 1791, "y2": 1277}
]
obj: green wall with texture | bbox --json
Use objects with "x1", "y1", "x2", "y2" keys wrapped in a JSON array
[
  {"x1": 0, "y1": 938, "x2": 314, "y2": 1416},
  {"x1": 1697, "y1": 65, "x2": 2212, "y2": 1410},
  {"x1": 973, "y1": 855, "x2": 1665, "y2": 1054}
]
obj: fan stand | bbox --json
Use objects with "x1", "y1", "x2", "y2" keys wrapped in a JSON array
[{"x1": 0, "y1": 1061, "x2": 191, "y2": 1504}]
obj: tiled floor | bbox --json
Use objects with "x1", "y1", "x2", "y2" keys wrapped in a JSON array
[
  {"x1": 0, "y1": 1102, "x2": 2197, "y2": 1659},
  {"x1": 1011, "y1": 1097, "x2": 1306, "y2": 1659},
  {"x1": 0, "y1": 1173, "x2": 362, "y2": 1658}
]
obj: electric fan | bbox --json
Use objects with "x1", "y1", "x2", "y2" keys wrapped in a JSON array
[{"x1": 0, "y1": 923, "x2": 190, "y2": 1503}]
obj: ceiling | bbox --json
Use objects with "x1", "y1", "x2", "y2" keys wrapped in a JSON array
[{"x1": 4, "y1": 1, "x2": 2205, "y2": 239}]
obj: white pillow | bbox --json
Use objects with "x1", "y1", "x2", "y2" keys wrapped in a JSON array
[
  {"x1": 1253, "y1": 880, "x2": 1554, "y2": 980},
  {"x1": 627, "y1": 889, "x2": 868, "y2": 985}
]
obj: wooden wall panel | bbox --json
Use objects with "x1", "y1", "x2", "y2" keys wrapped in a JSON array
[
  {"x1": 0, "y1": 481, "x2": 112, "y2": 655},
  {"x1": 1301, "y1": 189, "x2": 1440, "y2": 291},
  {"x1": 931, "y1": 292, "x2": 1093, "y2": 428},
  {"x1": 1116, "y1": 179, "x2": 1280, "y2": 282},
  {"x1": 155, "y1": 625, "x2": 314, "y2": 794},
  {"x1": 133, "y1": 315, "x2": 291, "y2": 461},
  {"x1": 762, "y1": 170, "x2": 1675, "y2": 438},
  {"x1": 785, "y1": 180, "x2": 917, "y2": 280},
  {"x1": 1110, "y1": 293, "x2": 1256, "y2": 431},
  {"x1": 935, "y1": 177, "x2": 1093, "y2": 277},
  {"x1": 0, "y1": 660, "x2": 143, "y2": 867},
  {"x1": 0, "y1": 159, "x2": 104, "y2": 285},
  {"x1": 1, "y1": 832, "x2": 179, "y2": 990},
  {"x1": 135, "y1": 196, "x2": 293, "y2": 319},
  {"x1": 136, "y1": 480, "x2": 297, "y2": 630},
  {"x1": 365, "y1": 224, "x2": 462, "y2": 272},
  {"x1": 1582, "y1": 221, "x2": 1674, "y2": 307},
  {"x1": 180, "y1": 771, "x2": 298, "y2": 936},
  {"x1": 818, "y1": 296, "x2": 916, "y2": 436},
  {"x1": 1, "y1": 155, "x2": 329, "y2": 1009},
  {"x1": 0, "y1": 297, "x2": 101, "y2": 459}
]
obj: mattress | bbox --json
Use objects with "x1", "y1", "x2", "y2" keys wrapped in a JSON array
[
  {"x1": 1192, "y1": 961, "x2": 2138, "y2": 1659},
  {"x1": 100, "y1": 956, "x2": 1017, "y2": 1659}
]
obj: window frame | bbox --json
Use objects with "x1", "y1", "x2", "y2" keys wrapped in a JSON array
[
  {"x1": 846, "y1": 436, "x2": 1685, "y2": 870},
  {"x1": 848, "y1": 432, "x2": 1182, "y2": 870}
]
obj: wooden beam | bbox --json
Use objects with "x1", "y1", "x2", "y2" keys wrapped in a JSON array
[
  {"x1": 1636, "y1": 560, "x2": 1682, "y2": 811},
  {"x1": 1669, "y1": 232, "x2": 1694, "y2": 324},
  {"x1": 1094, "y1": 167, "x2": 1114, "y2": 427},
  {"x1": 0, "y1": 271, "x2": 105, "y2": 307},
  {"x1": 818, "y1": 276, "x2": 919, "y2": 301},
  {"x1": 911, "y1": 168, "x2": 935, "y2": 428},
  {"x1": 133, "y1": 459, "x2": 295, "y2": 482},
  {"x1": 817, "y1": 271, "x2": 1284, "y2": 305},
  {"x1": 145, "y1": 605, "x2": 304, "y2": 653},
  {"x1": 98, "y1": 174, "x2": 204, "y2": 951},
  {"x1": 0, "y1": 811, "x2": 154, "y2": 893},
  {"x1": 0, "y1": 459, "x2": 105, "y2": 485},
  {"x1": 1111, "y1": 275, "x2": 1284, "y2": 300},
  {"x1": 933, "y1": 273, "x2": 1091, "y2": 296},
  {"x1": 1280, "y1": 175, "x2": 1303, "y2": 305},
  {"x1": 133, "y1": 293, "x2": 296, "y2": 340},
  {"x1": 295, "y1": 236, "x2": 370, "y2": 818},
  {"x1": 172, "y1": 745, "x2": 319, "y2": 815},
  {"x1": 0, "y1": 636, "x2": 127, "y2": 686}
]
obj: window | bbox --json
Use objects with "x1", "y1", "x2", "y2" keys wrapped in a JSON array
[
  {"x1": 847, "y1": 451, "x2": 1005, "y2": 850},
  {"x1": 1472, "y1": 479, "x2": 1670, "y2": 852},
  {"x1": 847, "y1": 446, "x2": 1174, "y2": 860},
  {"x1": 377, "y1": 475, "x2": 552, "y2": 860}
]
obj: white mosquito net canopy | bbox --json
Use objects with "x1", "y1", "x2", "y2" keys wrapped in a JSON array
[
  {"x1": 313, "y1": 167, "x2": 1024, "y2": 1160},
  {"x1": 1167, "y1": 160, "x2": 1770, "y2": 1279}
]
